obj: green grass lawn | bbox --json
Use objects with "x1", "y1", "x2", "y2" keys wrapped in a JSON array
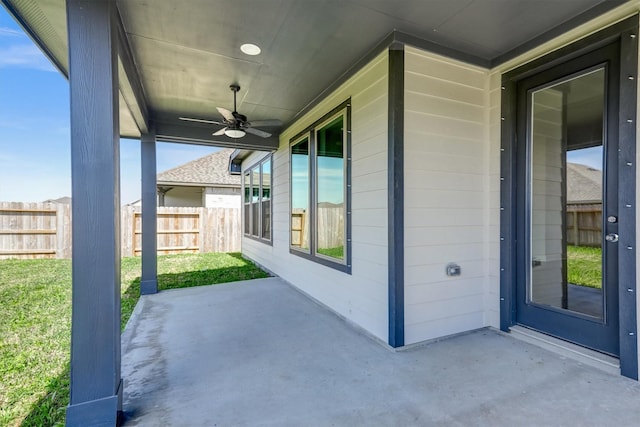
[
  {"x1": 317, "y1": 246, "x2": 344, "y2": 259},
  {"x1": 567, "y1": 245, "x2": 602, "y2": 289},
  {"x1": 0, "y1": 253, "x2": 268, "y2": 427}
]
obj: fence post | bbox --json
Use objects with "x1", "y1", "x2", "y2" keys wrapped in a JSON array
[
  {"x1": 573, "y1": 210, "x2": 579, "y2": 246},
  {"x1": 198, "y1": 207, "x2": 205, "y2": 253},
  {"x1": 56, "y1": 203, "x2": 63, "y2": 258}
]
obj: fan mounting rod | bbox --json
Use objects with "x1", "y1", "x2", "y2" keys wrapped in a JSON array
[{"x1": 230, "y1": 84, "x2": 240, "y2": 113}]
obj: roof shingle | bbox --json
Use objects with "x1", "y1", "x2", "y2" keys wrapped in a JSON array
[
  {"x1": 567, "y1": 162, "x2": 601, "y2": 203},
  {"x1": 157, "y1": 148, "x2": 240, "y2": 186}
]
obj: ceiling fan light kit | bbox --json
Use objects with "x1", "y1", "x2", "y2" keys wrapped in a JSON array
[
  {"x1": 225, "y1": 128, "x2": 246, "y2": 138},
  {"x1": 178, "y1": 84, "x2": 281, "y2": 139}
]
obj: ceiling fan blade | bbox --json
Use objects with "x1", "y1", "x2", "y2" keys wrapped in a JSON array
[
  {"x1": 245, "y1": 127, "x2": 272, "y2": 138},
  {"x1": 213, "y1": 127, "x2": 227, "y2": 136},
  {"x1": 179, "y1": 117, "x2": 224, "y2": 125},
  {"x1": 248, "y1": 119, "x2": 282, "y2": 128},
  {"x1": 217, "y1": 107, "x2": 235, "y2": 122}
]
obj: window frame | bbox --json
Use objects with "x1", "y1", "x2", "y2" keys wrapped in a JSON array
[
  {"x1": 289, "y1": 99, "x2": 352, "y2": 274},
  {"x1": 243, "y1": 154, "x2": 273, "y2": 245},
  {"x1": 243, "y1": 171, "x2": 251, "y2": 235},
  {"x1": 260, "y1": 157, "x2": 272, "y2": 241},
  {"x1": 289, "y1": 134, "x2": 311, "y2": 254}
]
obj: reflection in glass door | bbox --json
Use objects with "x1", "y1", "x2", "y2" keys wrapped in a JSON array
[
  {"x1": 529, "y1": 68, "x2": 605, "y2": 319},
  {"x1": 515, "y1": 44, "x2": 619, "y2": 356}
]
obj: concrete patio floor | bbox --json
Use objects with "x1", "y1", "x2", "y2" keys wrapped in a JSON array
[{"x1": 121, "y1": 278, "x2": 640, "y2": 426}]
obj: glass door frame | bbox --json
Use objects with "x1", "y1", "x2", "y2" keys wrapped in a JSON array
[
  {"x1": 499, "y1": 16, "x2": 638, "y2": 379},
  {"x1": 515, "y1": 47, "x2": 618, "y2": 355}
]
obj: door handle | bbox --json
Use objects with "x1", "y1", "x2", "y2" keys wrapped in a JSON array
[{"x1": 605, "y1": 233, "x2": 619, "y2": 243}]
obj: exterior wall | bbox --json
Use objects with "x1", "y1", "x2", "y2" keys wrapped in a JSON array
[
  {"x1": 204, "y1": 186, "x2": 241, "y2": 208},
  {"x1": 242, "y1": 52, "x2": 389, "y2": 341},
  {"x1": 403, "y1": 46, "x2": 491, "y2": 344},
  {"x1": 163, "y1": 186, "x2": 203, "y2": 207},
  {"x1": 241, "y1": 3, "x2": 640, "y2": 360},
  {"x1": 163, "y1": 186, "x2": 241, "y2": 208}
]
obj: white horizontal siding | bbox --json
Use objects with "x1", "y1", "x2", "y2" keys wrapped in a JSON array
[
  {"x1": 403, "y1": 46, "x2": 491, "y2": 344},
  {"x1": 242, "y1": 51, "x2": 389, "y2": 341},
  {"x1": 405, "y1": 312, "x2": 485, "y2": 344}
]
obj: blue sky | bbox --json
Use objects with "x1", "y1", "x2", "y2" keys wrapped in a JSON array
[
  {"x1": 0, "y1": 8, "x2": 218, "y2": 204},
  {"x1": 567, "y1": 146, "x2": 602, "y2": 170}
]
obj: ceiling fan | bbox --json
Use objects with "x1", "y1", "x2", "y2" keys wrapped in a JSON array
[{"x1": 179, "y1": 84, "x2": 281, "y2": 138}]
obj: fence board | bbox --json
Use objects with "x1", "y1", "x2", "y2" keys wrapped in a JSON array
[
  {"x1": 1, "y1": 203, "x2": 241, "y2": 259},
  {"x1": 566, "y1": 202, "x2": 602, "y2": 247},
  {"x1": 0, "y1": 202, "x2": 61, "y2": 259}
]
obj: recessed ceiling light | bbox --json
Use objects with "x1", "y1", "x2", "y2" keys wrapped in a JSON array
[{"x1": 240, "y1": 43, "x2": 261, "y2": 56}]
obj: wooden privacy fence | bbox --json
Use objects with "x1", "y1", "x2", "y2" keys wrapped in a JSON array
[
  {"x1": 290, "y1": 206, "x2": 344, "y2": 249},
  {"x1": 121, "y1": 206, "x2": 241, "y2": 256},
  {"x1": 0, "y1": 202, "x2": 240, "y2": 259},
  {"x1": 566, "y1": 202, "x2": 602, "y2": 247},
  {"x1": 0, "y1": 202, "x2": 71, "y2": 259}
]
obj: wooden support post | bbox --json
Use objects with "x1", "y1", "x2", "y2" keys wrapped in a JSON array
[
  {"x1": 65, "y1": 1, "x2": 122, "y2": 425},
  {"x1": 141, "y1": 129, "x2": 158, "y2": 294}
]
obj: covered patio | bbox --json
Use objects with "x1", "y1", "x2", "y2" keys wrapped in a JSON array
[
  {"x1": 3, "y1": 1, "x2": 640, "y2": 425},
  {"x1": 121, "y1": 277, "x2": 640, "y2": 426}
]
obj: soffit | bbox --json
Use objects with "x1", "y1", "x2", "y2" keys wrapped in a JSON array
[{"x1": 2, "y1": 0, "x2": 629, "y2": 142}]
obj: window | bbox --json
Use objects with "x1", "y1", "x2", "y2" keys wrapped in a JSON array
[
  {"x1": 291, "y1": 137, "x2": 310, "y2": 251},
  {"x1": 290, "y1": 101, "x2": 351, "y2": 272},
  {"x1": 243, "y1": 156, "x2": 272, "y2": 243},
  {"x1": 261, "y1": 158, "x2": 271, "y2": 240}
]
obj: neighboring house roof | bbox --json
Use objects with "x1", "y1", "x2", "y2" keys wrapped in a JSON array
[
  {"x1": 42, "y1": 196, "x2": 71, "y2": 204},
  {"x1": 567, "y1": 162, "x2": 602, "y2": 203},
  {"x1": 157, "y1": 149, "x2": 241, "y2": 187}
]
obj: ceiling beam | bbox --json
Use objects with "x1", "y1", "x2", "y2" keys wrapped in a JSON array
[
  {"x1": 154, "y1": 119, "x2": 279, "y2": 151},
  {"x1": 116, "y1": 7, "x2": 149, "y2": 134}
]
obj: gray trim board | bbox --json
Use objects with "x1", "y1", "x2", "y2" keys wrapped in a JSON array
[
  {"x1": 65, "y1": 0, "x2": 122, "y2": 424},
  {"x1": 617, "y1": 26, "x2": 638, "y2": 380},
  {"x1": 345, "y1": 97, "x2": 353, "y2": 279},
  {"x1": 499, "y1": 75, "x2": 517, "y2": 332},
  {"x1": 140, "y1": 128, "x2": 158, "y2": 295},
  {"x1": 387, "y1": 44, "x2": 404, "y2": 348}
]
